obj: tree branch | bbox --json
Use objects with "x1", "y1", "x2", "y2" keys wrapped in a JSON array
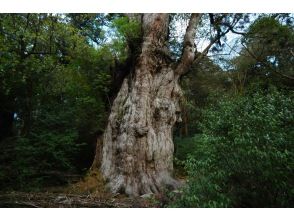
[
  {"x1": 193, "y1": 14, "x2": 244, "y2": 66},
  {"x1": 223, "y1": 22, "x2": 246, "y2": 36},
  {"x1": 193, "y1": 27, "x2": 231, "y2": 65},
  {"x1": 175, "y1": 13, "x2": 202, "y2": 76},
  {"x1": 241, "y1": 42, "x2": 294, "y2": 80}
]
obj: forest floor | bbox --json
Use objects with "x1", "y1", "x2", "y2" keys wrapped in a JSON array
[
  {"x1": 0, "y1": 191, "x2": 159, "y2": 208},
  {"x1": 0, "y1": 169, "x2": 185, "y2": 208}
]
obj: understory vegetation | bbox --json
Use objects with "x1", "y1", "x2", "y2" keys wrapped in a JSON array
[
  {"x1": 0, "y1": 13, "x2": 293, "y2": 207},
  {"x1": 170, "y1": 15, "x2": 294, "y2": 207},
  {"x1": 172, "y1": 88, "x2": 293, "y2": 207}
]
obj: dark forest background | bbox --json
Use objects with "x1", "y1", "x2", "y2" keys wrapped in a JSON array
[{"x1": 0, "y1": 13, "x2": 293, "y2": 207}]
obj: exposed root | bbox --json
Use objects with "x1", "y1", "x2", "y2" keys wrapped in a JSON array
[{"x1": 106, "y1": 171, "x2": 182, "y2": 197}]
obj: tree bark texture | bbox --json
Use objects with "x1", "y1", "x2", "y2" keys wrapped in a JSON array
[{"x1": 95, "y1": 13, "x2": 201, "y2": 196}]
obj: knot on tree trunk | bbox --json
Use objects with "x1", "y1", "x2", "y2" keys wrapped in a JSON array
[{"x1": 134, "y1": 125, "x2": 149, "y2": 137}]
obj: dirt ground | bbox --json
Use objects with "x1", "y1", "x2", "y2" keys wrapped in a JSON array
[
  {"x1": 0, "y1": 170, "x2": 173, "y2": 208},
  {"x1": 0, "y1": 191, "x2": 161, "y2": 208}
]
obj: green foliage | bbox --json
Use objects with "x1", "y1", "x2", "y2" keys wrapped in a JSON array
[
  {"x1": 0, "y1": 14, "x2": 113, "y2": 190},
  {"x1": 0, "y1": 130, "x2": 79, "y2": 190},
  {"x1": 231, "y1": 16, "x2": 294, "y2": 89},
  {"x1": 174, "y1": 136, "x2": 198, "y2": 162},
  {"x1": 112, "y1": 16, "x2": 141, "y2": 41},
  {"x1": 174, "y1": 56, "x2": 228, "y2": 137},
  {"x1": 67, "y1": 13, "x2": 107, "y2": 45},
  {"x1": 172, "y1": 88, "x2": 294, "y2": 207},
  {"x1": 15, "y1": 130, "x2": 78, "y2": 187},
  {"x1": 172, "y1": 15, "x2": 293, "y2": 208},
  {"x1": 110, "y1": 16, "x2": 141, "y2": 61},
  {"x1": 1, "y1": 14, "x2": 293, "y2": 207}
]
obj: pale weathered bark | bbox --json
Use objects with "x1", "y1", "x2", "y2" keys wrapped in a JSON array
[{"x1": 93, "y1": 13, "x2": 202, "y2": 196}]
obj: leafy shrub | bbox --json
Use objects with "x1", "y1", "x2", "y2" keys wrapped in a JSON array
[
  {"x1": 0, "y1": 92, "x2": 104, "y2": 190},
  {"x1": 172, "y1": 88, "x2": 294, "y2": 207},
  {"x1": 174, "y1": 136, "x2": 198, "y2": 161},
  {"x1": 0, "y1": 114, "x2": 81, "y2": 190}
]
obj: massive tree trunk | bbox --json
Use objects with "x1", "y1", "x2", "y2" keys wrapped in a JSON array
[{"x1": 93, "y1": 13, "x2": 201, "y2": 196}]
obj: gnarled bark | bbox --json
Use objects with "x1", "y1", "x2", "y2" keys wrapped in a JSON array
[{"x1": 93, "y1": 13, "x2": 202, "y2": 196}]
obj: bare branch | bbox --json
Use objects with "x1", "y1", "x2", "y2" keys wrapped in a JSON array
[
  {"x1": 222, "y1": 40, "x2": 249, "y2": 58},
  {"x1": 175, "y1": 13, "x2": 202, "y2": 75},
  {"x1": 222, "y1": 14, "x2": 246, "y2": 36},
  {"x1": 193, "y1": 27, "x2": 231, "y2": 65},
  {"x1": 193, "y1": 14, "x2": 244, "y2": 65},
  {"x1": 193, "y1": 37, "x2": 218, "y2": 64},
  {"x1": 223, "y1": 22, "x2": 246, "y2": 36}
]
